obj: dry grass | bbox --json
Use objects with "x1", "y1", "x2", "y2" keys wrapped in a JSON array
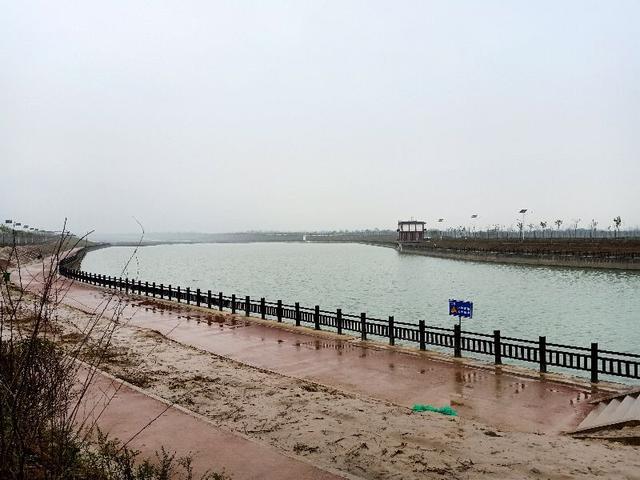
[{"x1": 0, "y1": 231, "x2": 229, "y2": 480}]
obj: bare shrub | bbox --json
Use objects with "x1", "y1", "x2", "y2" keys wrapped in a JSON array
[{"x1": 0, "y1": 224, "x2": 229, "y2": 479}]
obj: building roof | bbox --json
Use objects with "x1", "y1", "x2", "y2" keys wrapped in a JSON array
[{"x1": 398, "y1": 220, "x2": 426, "y2": 225}]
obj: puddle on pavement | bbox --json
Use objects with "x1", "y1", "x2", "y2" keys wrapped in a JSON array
[{"x1": 569, "y1": 391, "x2": 591, "y2": 405}]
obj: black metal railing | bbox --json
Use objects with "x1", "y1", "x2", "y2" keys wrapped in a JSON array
[{"x1": 58, "y1": 256, "x2": 640, "y2": 383}]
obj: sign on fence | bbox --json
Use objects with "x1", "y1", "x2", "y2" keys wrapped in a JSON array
[{"x1": 449, "y1": 299, "x2": 473, "y2": 320}]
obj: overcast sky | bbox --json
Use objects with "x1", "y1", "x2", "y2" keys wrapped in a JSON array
[{"x1": 1, "y1": 1, "x2": 638, "y2": 236}]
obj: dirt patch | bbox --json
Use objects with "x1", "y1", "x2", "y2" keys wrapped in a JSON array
[
  {"x1": 137, "y1": 329, "x2": 165, "y2": 341},
  {"x1": 60, "y1": 332, "x2": 87, "y2": 343},
  {"x1": 117, "y1": 370, "x2": 153, "y2": 389}
]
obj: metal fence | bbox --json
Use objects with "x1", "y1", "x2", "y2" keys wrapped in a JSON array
[{"x1": 59, "y1": 261, "x2": 640, "y2": 384}]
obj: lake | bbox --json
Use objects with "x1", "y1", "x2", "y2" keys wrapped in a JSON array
[{"x1": 81, "y1": 242, "x2": 640, "y2": 354}]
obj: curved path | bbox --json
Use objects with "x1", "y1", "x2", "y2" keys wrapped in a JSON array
[
  {"x1": 36, "y1": 260, "x2": 618, "y2": 435},
  {"x1": 13, "y1": 253, "x2": 347, "y2": 480}
]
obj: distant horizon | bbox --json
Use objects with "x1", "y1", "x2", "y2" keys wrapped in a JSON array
[
  {"x1": 4, "y1": 218, "x2": 640, "y2": 240},
  {"x1": 88, "y1": 222, "x2": 640, "y2": 241}
]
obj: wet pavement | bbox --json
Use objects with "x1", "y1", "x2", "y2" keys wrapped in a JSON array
[
  {"x1": 20, "y1": 257, "x2": 604, "y2": 434},
  {"x1": 77, "y1": 366, "x2": 345, "y2": 480}
]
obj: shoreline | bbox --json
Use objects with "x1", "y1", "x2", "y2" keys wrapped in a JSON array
[
  {"x1": 398, "y1": 244, "x2": 640, "y2": 271},
  {"x1": 394, "y1": 244, "x2": 640, "y2": 271},
  {"x1": 350, "y1": 240, "x2": 640, "y2": 271}
]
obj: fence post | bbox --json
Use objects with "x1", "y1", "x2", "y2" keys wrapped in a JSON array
[
  {"x1": 218, "y1": 292, "x2": 223, "y2": 311},
  {"x1": 119, "y1": 277, "x2": 123, "y2": 292},
  {"x1": 591, "y1": 342, "x2": 599, "y2": 383},
  {"x1": 168, "y1": 284, "x2": 172, "y2": 300},
  {"x1": 157, "y1": 283, "x2": 162, "y2": 299},
  {"x1": 245, "y1": 296, "x2": 250, "y2": 317},
  {"x1": 261, "y1": 298, "x2": 266, "y2": 319},
  {"x1": 494, "y1": 330, "x2": 502, "y2": 365},
  {"x1": 454, "y1": 324, "x2": 462, "y2": 358},
  {"x1": 152, "y1": 282, "x2": 156, "y2": 297},
  {"x1": 186, "y1": 287, "x2": 191, "y2": 304},
  {"x1": 539, "y1": 336, "x2": 547, "y2": 373},
  {"x1": 177, "y1": 286, "x2": 181, "y2": 303},
  {"x1": 295, "y1": 302, "x2": 300, "y2": 326},
  {"x1": 336, "y1": 309, "x2": 342, "y2": 335},
  {"x1": 207, "y1": 290, "x2": 212, "y2": 309},
  {"x1": 389, "y1": 316, "x2": 395, "y2": 346},
  {"x1": 315, "y1": 306, "x2": 320, "y2": 330},
  {"x1": 125, "y1": 278, "x2": 129, "y2": 294},
  {"x1": 193, "y1": 288, "x2": 199, "y2": 306},
  {"x1": 231, "y1": 294, "x2": 236, "y2": 314},
  {"x1": 419, "y1": 320, "x2": 426, "y2": 350},
  {"x1": 277, "y1": 300, "x2": 282, "y2": 322},
  {"x1": 360, "y1": 313, "x2": 367, "y2": 341},
  {"x1": 145, "y1": 281, "x2": 148, "y2": 296}
]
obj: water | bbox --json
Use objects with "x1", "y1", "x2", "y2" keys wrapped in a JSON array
[{"x1": 81, "y1": 242, "x2": 640, "y2": 354}]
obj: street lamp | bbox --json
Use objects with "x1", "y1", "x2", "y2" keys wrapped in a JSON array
[
  {"x1": 437, "y1": 218, "x2": 444, "y2": 239},
  {"x1": 2, "y1": 219, "x2": 13, "y2": 246},
  {"x1": 518, "y1": 209, "x2": 527, "y2": 241},
  {"x1": 470, "y1": 214, "x2": 478, "y2": 238}
]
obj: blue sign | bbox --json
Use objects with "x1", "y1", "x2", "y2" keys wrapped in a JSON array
[{"x1": 449, "y1": 299, "x2": 473, "y2": 319}]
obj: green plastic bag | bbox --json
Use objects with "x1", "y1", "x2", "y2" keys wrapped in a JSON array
[{"x1": 411, "y1": 404, "x2": 458, "y2": 416}]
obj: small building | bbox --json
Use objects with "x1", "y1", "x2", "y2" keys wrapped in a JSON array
[{"x1": 397, "y1": 220, "x2": 426, "y2": 243}]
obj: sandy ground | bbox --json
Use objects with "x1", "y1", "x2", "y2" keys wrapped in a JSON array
[{"x1": 45, "y1": 295, "x2": 639, "y2": 480}]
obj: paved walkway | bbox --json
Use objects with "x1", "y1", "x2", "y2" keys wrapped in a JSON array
[
  {"x1": 19, "y1": 255, "x2": 608, "y2": 434},
  {"x1": 78, "y1": 366, "x2": 345, "y2": 480}
]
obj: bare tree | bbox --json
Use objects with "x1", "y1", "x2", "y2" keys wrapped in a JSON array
[
  {"x1": 554, "y1": 219, "x2": 563, "y2": 238},
  {"x1": 539, "y1": 221, "x2": 547, "y2": 239},
  {"x1": 613, "y1": 216, "x2": 622, "y2": 238},
  {"x1": 590, "y1": 219, "x2": 598, "y2": 238},
  {"x1": 571, "y1": 218, "x2": 581, "y2": 238}
]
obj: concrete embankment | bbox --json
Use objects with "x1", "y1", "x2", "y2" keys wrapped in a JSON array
[
  {"x1": 398, "y1": 245, "x2": 640, "y2": 270},
  {"x1": 357, "y1": 239, "x2": 640, "y2": 270},
  {"x1": 60, "y1": 243, "x2": 110, "y2": 270}
]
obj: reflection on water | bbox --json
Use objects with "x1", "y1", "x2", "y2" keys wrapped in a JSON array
[{"x1": 82, "y1": 242, "x2": 640, "y2": 353}]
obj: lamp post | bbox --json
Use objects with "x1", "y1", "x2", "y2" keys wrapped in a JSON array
[
  {"x1": 518, "y1": 209, "x2": 528, "y2": 241},
  {"x1": 2, "y1": 220, "x2": 11, "y2": 246},
  {"x1": 437, "y1": 218, "x2": 444, "y2": 240},
  {"x1": 470, "y1": 214, "x2": 478, "y2": 238},
  {"x1": 14, "y1": 222, "x2": 21, "y2": 245}
]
